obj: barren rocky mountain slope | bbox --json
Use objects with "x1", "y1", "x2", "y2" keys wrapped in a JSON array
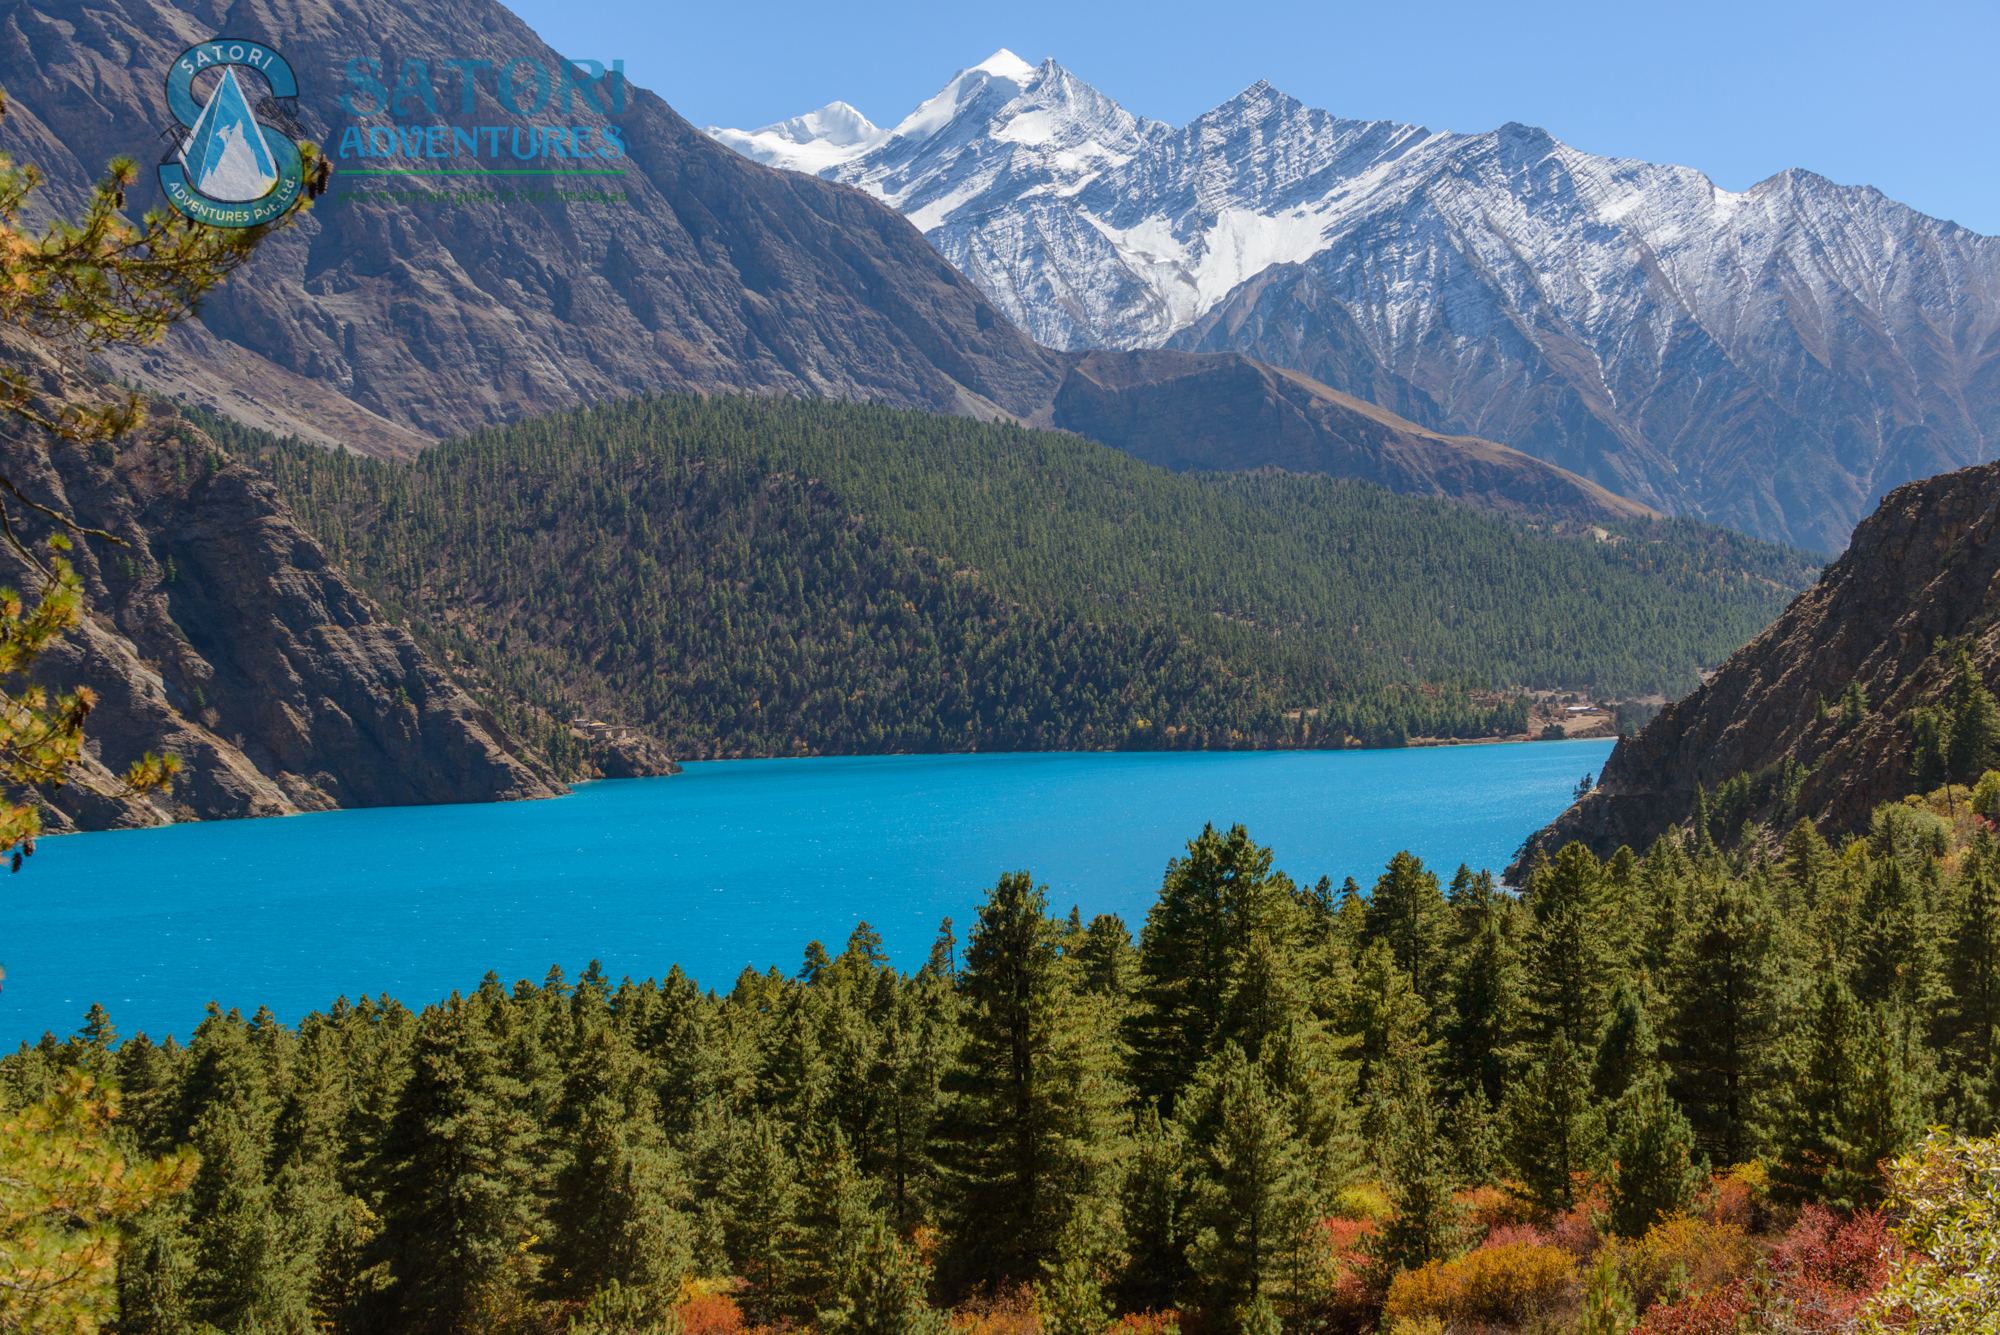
[
  {"x1": 718, "y1": 54, "x2": 2000, "y2": 552},
  {"x1": 1512, "y1": 461, "x2": 2000, "y2": 875},
  {"x1": 0, "y1": 0, "x2": 1070, "y2": 456},
  {"x1": 0, "y1": 332, "x2": 571, "y2": 831}
]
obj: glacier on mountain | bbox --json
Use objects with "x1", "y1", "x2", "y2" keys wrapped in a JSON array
[{"x1": 708, "y1": 54, "x2": 2000, "y2": 552}]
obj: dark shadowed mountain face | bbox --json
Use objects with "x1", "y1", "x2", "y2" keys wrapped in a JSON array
[
  {"x1": 1050, "y1": 349, "x2": 1658, "y2": 524},
  {"x1": 1511, "y1": 461, "x2": 2000, "y2": 877},
  {"x1": 0, "y1": 0, "x2": 1065, "y2": 456}
]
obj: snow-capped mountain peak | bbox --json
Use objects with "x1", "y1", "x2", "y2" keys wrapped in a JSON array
[
  {"x1": 708, "y1": 54, "x2": 2000, "y2": 554},
  {"x1": 703, "y1": 101, "x2": 888, "y2": 174}
]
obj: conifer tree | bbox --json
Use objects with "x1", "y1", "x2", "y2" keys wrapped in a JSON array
[
  {"x1": 1663, "y1": 879, "x2": 1781, "y2": 1166},
  {"x1": 1945, "y1": 836, "x2": 2000, "y2": 1124},
  {"x1": 1117, "y1": 1102, "x2": 1190, "y2": 1314},
  {"x1": 543, "y1": 1021, "x2": 692, "y2": 1314},
  {"x1": 374, "y1": 995, "x2": 537, "y2": 1335},
  {"x1": 1439, "y1": 883, "x2": 1521, "y2": 1108},
  {"x1": 935, "y1": 872, "x2": 1130, "y2": 1295},
  {"x1": 1523, "y1": 844, "x2": 1614, "y2": 1048},
  {"x1": 1502, "y1": 1031, "x2": 1603, "y2": 1216},
  {"x1": 1575, "y1": 1246, "x2": 1637, "y2": 1335},
  {"x1": 1593, "y1": 977, "x2": 1659, "y2": 1108},
  {"x1": 722, "y1": 1118, "x2": 802, "y2": 1325},
  {"x1": 1130, "y1": 825, "x2": 1298, "y2": 1112},
  {"x1": 1947, "y1": 642, "x2": 2000, "y2": 782},
  {"x1": 1373, "y1": 1049, "x2": 1460, "y2": 1273},
  {"x1": 1606, "y1": 1069, "x2": 1702, "y2": 1237},
  {"x1": 1362, "y1": 851, "x2": 1449, "y2": 1005},
  {"x1": 1180, "y1": 1043, "x2": 1320, "y2": 1325}
]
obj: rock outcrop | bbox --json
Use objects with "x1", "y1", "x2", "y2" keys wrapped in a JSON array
[
  {"x1": 1051, "y1": 350, "x2": 1658, "y2": 524},
  {"x1": 1510, "y1": 462, "x2": 2000, "y2": 876},
  {"x1": 0, "y1": 334, "x2": 566, "y2": 831}
]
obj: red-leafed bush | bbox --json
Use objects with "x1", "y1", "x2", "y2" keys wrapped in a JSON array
[
  {"x1": 1632, "y1": 1281, "x2": 1748, "y2": 1335},
  {"x1": 678, "y1": 1290, "x2": 746, "y2": 1335}
]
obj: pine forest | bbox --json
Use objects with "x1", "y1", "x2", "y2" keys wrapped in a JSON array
[
  {"x1": 11, "y1": 784, "x2": 2000, "y2": 1334},
  {"x1": 189, "y1": 397, "x2": 1821, "y2": 764}
]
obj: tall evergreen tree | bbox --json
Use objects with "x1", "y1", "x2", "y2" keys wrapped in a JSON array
[
  {"x1": 1663, "y1": 878, "x2": 1782, "y2": 1167},
  {"x1": 1606, "y1": 1069, "x2": 1702, "y2": 1237},
  {"x1": 1523, "y1": 844, "x2": 1615, "y2": 1049},
  {"x1": 1439, "y1": 883, "x2": 1521, "y2": 1108},
  {"x1": 1945, "y1": 835, "x2": 2000, "y2": 1126},
  {"x1": 1129, "y1": 826, "x2": 1298, "y2": 1112},
  {"x1": 934, "y1": 872, "x2": 1130, "y2": 1295},
  {"x1": 1502, "y1": 1031, "x2": 1603, "y2": 1216},
  {"x1": 1179, "y1": 1043, "x2": 1321, "y2": 1327},
  {"x1": 1373, "y1": 1050, "x2": 1461, "y2": 1273},
  {"x1": 1362, "y1": 851, "x2": 1449, "y2": 1006},
  {"x1": 374, "y1": 995, "x2": 537, "y2": 1335}
]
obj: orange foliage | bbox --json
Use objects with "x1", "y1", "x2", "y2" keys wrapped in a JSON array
[
  {"x1": 950, "y1": 1283, "x2": 1041, "y2": 1335},
  {"x1": 1457, "y1": 1185, "x2": 1534, "y2": 1242},
  {"x1": 678, "y1": 1290, "x2": 746, "y2": 1335},
  {"x1": 1616, "y1": 1215, "x2": 1757, "y2": 1310},
  {"x1": 1103, "y1": 1311, "x2": 1181, "y2": 1335},
  {"x1": 1383, "y1": 1242, "x2": 1577, "y2": 1326}
]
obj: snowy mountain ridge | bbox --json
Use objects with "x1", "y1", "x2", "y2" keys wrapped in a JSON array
[{"x1": 709, "y1": 55, "x2": 2000, "y2": 552}]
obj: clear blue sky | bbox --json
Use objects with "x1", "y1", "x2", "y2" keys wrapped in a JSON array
[{"x1": 505, "y1": 0, "x2": 1998, "y2": 236}]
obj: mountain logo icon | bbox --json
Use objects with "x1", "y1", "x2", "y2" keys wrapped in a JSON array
[{"x1": 158, "y1": 39, "x2": 309, "y2": 228}]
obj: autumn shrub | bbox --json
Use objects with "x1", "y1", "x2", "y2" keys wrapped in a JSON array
[
  {"x1": 677, "y1": 1286, "x2": 745, "y2": 1335},
  {"x1": 1479, "y1": 1221, "x2": 1554, "y2": 1251},
  {"x1": 1457, "y1": 1184, "x2": 1534, "y2": 1242},
  {"x1": 1103, "y1": 1310, "x2": 1180, "y2": 1335},
  {"x1": 1618, "y1": 1215, "x2": 1756, "y2": 1311},
  {"x1": 1331, "y1": 1182, "x2": 1394, "y2": 1221},
  {"x1": 1383, "y1": 1241, "x2": 1576, "y2": 1326},
  {"x1": 951, "y1": 1283, "x2": 1041, "y2": 1335},
  {"x1": 1548, "y1": 1195, "x2": 1608, "y2": 1258},
  {"x1": 1631, "y1": 1282, "x2": 1747, "y2": 1335},
  {"x1": 1318, "y1": 1217, "x2": 1382, "y2": 1332},
  {"x1": 1701, "y1": 1162, "x2": 1770, "y2": 1233}
]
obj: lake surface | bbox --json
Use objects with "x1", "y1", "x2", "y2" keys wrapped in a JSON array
[{"x1": 4, "y1": 739, "x2": 1613, "y2": 1046}]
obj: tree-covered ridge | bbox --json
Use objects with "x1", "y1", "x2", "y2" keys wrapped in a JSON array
[
  {"x1": 8, "y1": 791, "x2": 1997, "y2": 1334},
  {"x1": 192, "y1": 396, "x2": 1818, "y2": 762}
]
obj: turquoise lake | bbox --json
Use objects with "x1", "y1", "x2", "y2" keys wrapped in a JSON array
[{"x1": 4, "y1": 739, "x2": 1613, "y2": 1046}]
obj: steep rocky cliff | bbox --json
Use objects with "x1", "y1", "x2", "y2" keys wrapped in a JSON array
[
  {"x1": 0, "y1": 0, "x2": 1067, "y2": 456},
  {"x1": 1511, "y1": 461, "x2": 2000, "y2": 875},
  {"x1": 0, "y1": 333, "x2": 569, "y2": 831},
  {"x1": 1051, "y1": 350, "x2": 1657, "y2": 523}
]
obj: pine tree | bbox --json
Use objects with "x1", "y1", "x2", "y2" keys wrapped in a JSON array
[
  {"x1": 1575, "y1": 1246, "x2": 1637, "y2": 1335},
  {"x1": 934, "y1": 872, "x2": 1130, "y2": 1295},
  {"x1": 374, "y1": 995, "x2": 537, "y2": 1335},
  {"x1": 1593, "y1": 977, "x2": 1659, "y2": 1108},
  {"x1": 1363, "y1": 851, "x2": 1449, "y2": 1006},
  {"x1": 1440, "y1": 891, "x2": 1521, "y2": 1108},
  {"x1": 543, "y1": 1021, "x2": 693, "y2": 1313},
  {"x1": 1117, "y1": 1102, "x2": 1190, "y2": 1315},
  {"x1": 1129, "y1": 825, "x2": 1298, "y2": 1112},
  {"x1": 1606, "y1": 1069, "x2": 1702, "y2": 1237},
  {"x1": 1502, "y1": 1031, "x2": 1603, "y2": 1216},
  {"x1": 722, "y1": 1118, "x2": 803, "y2": 1325},
  {"x1": 1523, "y1": 844, "x2": 1614, "y2": 1049},
  {"x1": 1947, "y1": 643, "x2": 2000, "y2": 782},
  {"x1": 1180, "y1": 1043, "x2": 1320, "y2": 1324},
  {"x1": 1663, "y1": 879, "x2": 1781, "y2": 1167},
  {"x1": 1373, "y1": 1050, "x2": 1461, "y2": 1273},
  {"x1": 1945, "y1": 836, "x2": 2000, "y2": 1125}
]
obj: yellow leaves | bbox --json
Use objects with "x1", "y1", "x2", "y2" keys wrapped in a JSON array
[{"x1": 0, "y1": 1072, "x2": 199, "y2": 1334}]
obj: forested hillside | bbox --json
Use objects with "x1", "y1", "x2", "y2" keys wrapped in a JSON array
[
  {"x1": 9, "y1": 797, "x2": 1994, "y2": 1333},
  {"x1": 197, "y1": 397, "x2": 1818, "y2": 761}
]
